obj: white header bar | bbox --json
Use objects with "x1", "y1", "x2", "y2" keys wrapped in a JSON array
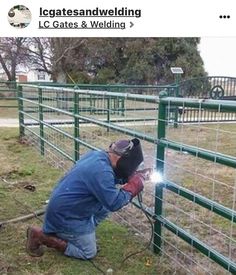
[{"x1": 0, "y1": 0, "x2": 235, "y2": 37}]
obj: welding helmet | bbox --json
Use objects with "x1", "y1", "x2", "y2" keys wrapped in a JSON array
[{"x1": 109, "y1": 138, "x2": 144, "y2": 180}]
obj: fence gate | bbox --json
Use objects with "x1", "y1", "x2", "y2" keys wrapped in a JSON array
[{"x1": 177, "y1": 77, "x2": 236, "y2": 123}]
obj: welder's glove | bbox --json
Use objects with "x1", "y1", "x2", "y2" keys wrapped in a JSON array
[{"x1": 122, "y1": 173, "x2": 144, "y2": 198}]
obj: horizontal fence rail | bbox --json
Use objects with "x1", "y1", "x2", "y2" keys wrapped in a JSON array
[{"x1": 17, "y1": 84, "x2": 160, "y2": 163}]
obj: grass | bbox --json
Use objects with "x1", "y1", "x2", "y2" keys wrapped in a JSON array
[
  {"x1": 19, "y1": 121, "x2": 236, "y2": 273},
  {"x1": 2, "y1": 99, "x2": 236, "y2": 274},
  {"x1": 0, "y1": 128, "x2": 163, "y2": 275}
]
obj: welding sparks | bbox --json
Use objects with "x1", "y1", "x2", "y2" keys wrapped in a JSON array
[{"x1": 150, "y1": 170, "x2": 163, "y2": 183}]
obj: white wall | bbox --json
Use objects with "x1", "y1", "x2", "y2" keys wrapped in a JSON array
[{"x1": 26, "y1": 70, "x2": 51, "y2": 82}]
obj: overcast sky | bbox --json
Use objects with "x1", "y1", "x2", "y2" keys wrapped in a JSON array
[{"x1": 198, "y1": 37, "x2": 236, "y2": 77}]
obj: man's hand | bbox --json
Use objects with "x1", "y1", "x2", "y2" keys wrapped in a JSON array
[{"x1": 122, "y1": 173, "x2": 144, "y2": 198}]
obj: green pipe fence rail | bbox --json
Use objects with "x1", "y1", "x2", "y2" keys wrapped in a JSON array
[
  {"x1": 17, "y1": 83, "x2": 236, "y2": 273},
  {"x1": 8, "y1": 81, "x2": 174, "y2": 121}
]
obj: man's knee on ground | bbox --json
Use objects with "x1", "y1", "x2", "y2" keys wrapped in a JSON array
[{"x1": 82, "y1": 246, "x2": 97, "y2": 260}]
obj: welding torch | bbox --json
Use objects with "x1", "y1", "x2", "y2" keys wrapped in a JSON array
[{"x1": 135, "y1": 167, "x2": 163, "y2": 202}]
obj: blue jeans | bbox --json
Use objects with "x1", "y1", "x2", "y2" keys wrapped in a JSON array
[{"x1": 57, "y1": 206, "x2": 109, "y2": 260}]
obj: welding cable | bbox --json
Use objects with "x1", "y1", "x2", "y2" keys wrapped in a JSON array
[
  {"x1": 88, "y1": 192, "x2": 155, "y2": 274},
  {"x1": 89, "y1": 192, "x2": 155, "y2": 274},
  {"x1": 88, "y1": 259, "x2": 106, "y2": 275},
  {"x1": 1, "y1": 185, "x2": 153, "y2": 274},
  {"x1": 120, "y1": 193, "x2": 154, "y2": 264}
]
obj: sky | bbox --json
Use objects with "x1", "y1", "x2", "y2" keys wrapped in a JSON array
[{"x1": 199, "y1": 37, "x2": 236, "y2": 77}]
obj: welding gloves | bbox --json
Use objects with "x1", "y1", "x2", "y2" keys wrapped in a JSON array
[{"x1": 122, "y1": 172, "x2": 144, "y2": 198}]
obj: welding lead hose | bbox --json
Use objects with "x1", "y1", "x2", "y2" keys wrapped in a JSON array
[{"x1": 0, "y1": 208, "x2": 45, "y2": 227}]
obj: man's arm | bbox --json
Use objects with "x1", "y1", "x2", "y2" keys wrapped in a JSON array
[{"x1": 86, "y1": 170, "x2": 132, "y2": 211}]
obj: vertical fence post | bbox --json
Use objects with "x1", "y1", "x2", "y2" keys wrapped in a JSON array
[
  {"x1": 174, "y1": 74, "x2": 181, "y2": 128},
  {"x1": 174, "y1": 84, "x2": 180, "y2": 128},
  {"x1": 121, "y1": 97, "x2": 125, "y2": 117},
  {"x1": 107, "y1": 96, "x2": 111, "y2": 133},
  {"x1": 38, "y1": 87, "x2": 45, "y2": 156},
  {"x1": 89, "y1": 94, "x2": 93, "y2": 114},
  {"x1": 13, "y1": 81, "x2": 17, "y2": 98},
  {"x1": 17, "y1": 85, "x2": 25, "y2": 138},
  {"x1": 153, "y1": 92, "x2": 167, "y2": 254},
  {"x1": 74, "y1": 89, "x2": 80, "y2": 161},
  {"x1": 118, "y1": 86, "x2": 125, "y2": 116}
]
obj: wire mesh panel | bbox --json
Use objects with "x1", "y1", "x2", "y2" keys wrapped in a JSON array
[
  {"x1": 18, "y1": 84, "x2": 160, "y2": 169},
  {"x1": 154, "y1": 97, "x2": 236, "y2": 274}
]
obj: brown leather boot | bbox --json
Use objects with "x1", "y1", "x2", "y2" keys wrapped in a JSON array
[
  {"x1": 26, "y1": 226, "x2": 67, "y2": 257},
  {"x1": 41, "y1": 232, "x2": 67, "y2": 253},
  {"x1": 26, "y1": 226, "x2": 45, "y2": 257}
]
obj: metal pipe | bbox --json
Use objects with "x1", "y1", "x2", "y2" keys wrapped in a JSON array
[{"x1": 159, "y1": 138, "x2": 236, "y2": 168}]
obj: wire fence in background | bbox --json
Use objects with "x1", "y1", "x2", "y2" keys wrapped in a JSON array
[{"x1": 17, "y1": 84, "x2": 236, "y2": 274}]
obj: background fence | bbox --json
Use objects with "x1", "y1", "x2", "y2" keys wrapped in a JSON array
[
  {"x1": 179, "y1": 76, "x2": 236, "y2": 99},
  {"x1": 177, "y1": 76, "x2": 236, "y2": 123},
  {"x1": 2, "y1": 76, "x2": 236, "y2": 124},
  {"x1": 0, "y1": 81, "x2": 18, "y2": 118},
  {"x1": 17, "y1": 83, "x2": 236, "y2": 274}
]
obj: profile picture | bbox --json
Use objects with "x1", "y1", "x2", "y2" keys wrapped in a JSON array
[{"x1": 8, "y1": 5, "x2": 31, "y2": 28}]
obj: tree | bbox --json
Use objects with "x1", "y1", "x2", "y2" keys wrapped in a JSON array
[
  {"x1": 0, "y1": 37, "x2": 206, "y2": 84},
  {"x1": 2, "y1": 38, "x2": 89, "y2": 83},
  {"x1": 50, "y1": 38, "x2": 88, "y2": 82},
  {"x1": 26, "y1": 38, "x2": 52, "y2": 76},
  {"x1": 0, "y1": 37, "x2": 28, "y2": 81},
  {"x1": 118, "y1": 38, "x2": 206, "y2": 84},
  {"x1": 67, "y1": 38, "x2": 206, "y2": 85}
]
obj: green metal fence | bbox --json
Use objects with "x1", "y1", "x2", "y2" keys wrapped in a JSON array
[
  {"x1": 17, "y1": 83, "x2": 236, "y2": 273},
  {"x1": 17, "y1": 84, "x2": 160, "y2": 167},
  {"x1": 176, "y1": 76, "x2": 236, "y2": 123},
  {"x1": 3, "y1": 76, "x2": 236, "y2": 123},
  {"x1": 153, "y1": 95, "x2": 236, "y2": 273},
  {"x1": 179, "y1": 76, "x2": 236, "y2": 99}
]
